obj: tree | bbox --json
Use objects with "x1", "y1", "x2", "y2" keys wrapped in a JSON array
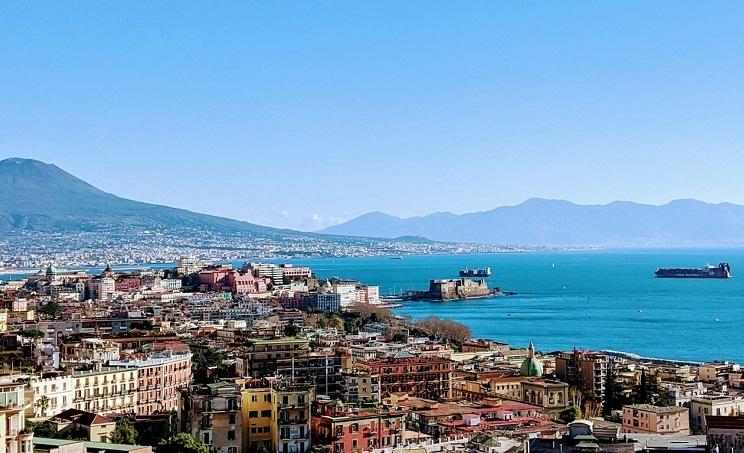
[
  {"x1": 39, "y1": 301, "x2": 61, "y2": 320},
  {"x1": 415, "y1": 316, "x2": 471, "y2": 345},
  {"x1": 248, "y1": 442, "x2": 272, "y2": 453},
  {"x1": 109, "y1": 418, "x2": 138, "y2": 445},
  {"x1": 35, "y1": 395, "x2": 50, "y2": 417},
  {"x1": 559, "y1": 405, "x2": 582, "y2": 424},
  {"x1": 603, "y1": 366, "x2": 627, "y2": 415},
  {"x1": 283, "y1": 320, "x2": 301, "y2": 337},
  {"x1": 31, "y1": 420, "x2": 58, "y2": 438},
  {"x1": 638, "y1": 369, "x2": 648, "y2": 403},
  {"x1": 19, "y1": 329, "x2": 45, "y2": 340},
  {"x1": 157, "y1": 433, "x2": 209, "y2": 453}
]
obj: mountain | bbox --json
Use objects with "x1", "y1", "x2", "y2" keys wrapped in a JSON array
[
  {"x1": 321, "y1": 198, "x2": 744, "y2": 247},
  {"x1": 0, "y1": 157, "x2": 283, "y2": 234}
]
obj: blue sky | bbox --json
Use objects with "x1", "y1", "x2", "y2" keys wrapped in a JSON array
[{"x1": 1, "y1": 2, "x2": 743, "y2": 231}]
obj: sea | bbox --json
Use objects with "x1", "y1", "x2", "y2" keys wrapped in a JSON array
[{"x1": 2, "y1": 249, "x2": 741, "y2": 363}]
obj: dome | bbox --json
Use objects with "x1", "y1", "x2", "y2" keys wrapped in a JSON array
[
  {"x1": 520, "y1": 358, "x2": 544, "y2": 377},
  {"x1": 45, "y1": 264, "x2": 57, "y2": 276},
  {"x1": 520, "y1": 341, "x2": 544, "y2": 377}
]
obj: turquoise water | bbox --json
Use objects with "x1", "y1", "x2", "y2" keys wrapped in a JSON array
[
  {"x1": 268, "y1": 250, "x2": 742, "y2": 363},
  {"x1": 3, "y1": 250, "x2": 740, "y2": 362}
]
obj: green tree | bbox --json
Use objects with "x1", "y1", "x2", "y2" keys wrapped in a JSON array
[
  {"x1": 603, "y1": 366, "x2": 627, "y2": 415},
  {"x1": 31, "y1": 421, "x2": 58, "y2": 438},
  {"x1": 283, "y1": 320, "x2": 301, "y2": 337},
  {"x1": 109, "y1": 418, "x2": 138, "y2": 444},
  {"x1": 39, "y1": 301, "x2": 62, "y2": 320},
  {"x1": 157, "y1": 433, "x2": 209, "y2": 453},
  {"x1": 19, "y1": 329, "x2": 45, "y2": 340},
  {"x1": 559, "y1": 405, "x2": 582, "y2": 424}
]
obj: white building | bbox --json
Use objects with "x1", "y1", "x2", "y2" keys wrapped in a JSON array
[
  {"x1": 31, "y1": 375, "x2": 75, "y2": 417},
  {"x1": 0, "y1": 379, "x2": 34, "y2": 453},
  {"x1": 690, "y1": 395, "x2": 744, "y2": 430},
  {"x1": 332, "y1": 282, "x2": 359, "y2": 307}
]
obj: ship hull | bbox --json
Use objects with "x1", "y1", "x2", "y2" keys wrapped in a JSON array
[{"x1": 655, "y1": 263, "x2": 731, "y2": 279}]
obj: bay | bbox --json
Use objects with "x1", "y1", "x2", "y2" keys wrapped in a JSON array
[{"x1": 2, "y1": 249, "x2": 740, "y2": 362}]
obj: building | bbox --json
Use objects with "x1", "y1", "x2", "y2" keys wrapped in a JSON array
[
  {"x1": 331, "y1": 281, "x2": 359, "y2": 308},
  {"x1": 691, "y1": 395, "x2": 744, "y2": 431},
  {"x1": 31, "y1": 375, "x2": 75, "y2": 418},
  {"x1": 556, "y1": 350, "x2": 608, "y2": 401},
  {"x1": 521, "y1": 380, "x2": 569, "y2": 411},
  {"x1": 303, "y1": 293, "x2": 341, "y2": 312},
  {"x1": 621, "y1": 404, "x2": 690, "y2": 435},
  {"x1": 699, "y1": 362, "x2": 740, "y2": 384},
  {"x1": 240, "y1": 384, "x2": 273, "y2": 453},
  {"x1": 339, "y1": 371, "x2": 380, "y2": 404},
  {"x1": 359, "y1": 353, "x2": 453, "y2": 400},
  {"x1": 706, "y1": 415, "x2": 744, "y2": 453},
  {"x1": 70, "y1": 367, "x2": 139, "y2": 415},
  {"x1": 312, "y1": 400, "x2": 405, "y2": 453},
  {"x1": 272, "y1": 382, "x2": 314, "y2": 453},
  {"x1": 0, "y1": 379, "x2": 34, "y2": 453},
  {"x1": 108, "y1": 348, "x2": 192, "y2": 415},
  {"x1": 49, "y1": 409, "x2": 116, "y2": 443},
  {"x1": 234, "y1": 338, "x2": 342, "y2": 398},
  {"x1": 181, "y1": 382, "x2": 242, "y2": 453},
  {"x1": 176, "y1": 256, "x2": 202, "y2": 276}
]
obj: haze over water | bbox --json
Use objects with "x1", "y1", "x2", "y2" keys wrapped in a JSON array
[{"x1": 3, "y1": 249, "x2": 739, "y2": 363}]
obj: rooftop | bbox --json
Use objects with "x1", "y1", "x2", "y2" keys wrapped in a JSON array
[{"x1": 624, "y1": 404, "x2": 687, "y2": 414}]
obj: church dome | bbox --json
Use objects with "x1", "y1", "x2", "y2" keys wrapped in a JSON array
[{"x1": 520, "y1": 341, "x2": 544, "y2": 377}]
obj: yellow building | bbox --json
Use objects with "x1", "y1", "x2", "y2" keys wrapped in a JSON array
[
  {"x1": 240, "y1": 380, "x2": 314, "y2": 453},
  {"x1": 241, "y1": 385, "x2": 274, "y2": 452},
  {"x1": 0, "y1": 310, "x2": 7, "y2": 332}
]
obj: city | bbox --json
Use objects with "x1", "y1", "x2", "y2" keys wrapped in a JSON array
[
  {"x1": 0, "y1": 258, "x2": 741, "y2": 453},
  {"x1": 2, "y1": 2, "x2": 743, "y2": 453}
]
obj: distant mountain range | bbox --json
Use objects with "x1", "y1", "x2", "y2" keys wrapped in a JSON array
[{"x1": 322, "y1": 198, "x2": 744, "y2": 247}]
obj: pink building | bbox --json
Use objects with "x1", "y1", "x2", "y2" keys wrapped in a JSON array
[
  {"x1": 109, "y1": 345, "x2": 192, "y2": 415},
  {"x1": 226, "y1": 271, "x2": 267, "y2": 294},
  {"x1": 197, "y1": 267, "x2": 232, "y2": 291}
]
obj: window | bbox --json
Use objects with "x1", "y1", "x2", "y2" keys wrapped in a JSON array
[
  {"x1": 262, "y1": 410, "x2": 272, "y2": 417},
  {"x1": 229, "y1": 414, "x2": 236, "y2": 424},
  {"x1": 249, "y1": 411, "x2": 258, "y2": 418},
  {"x1": 228, "y1": 430, "x2": 235, "y2": 441}
]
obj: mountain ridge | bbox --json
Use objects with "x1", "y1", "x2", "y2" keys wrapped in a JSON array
[{"x1": 321, "y1": 198, "x2": 744, "y2": 246}]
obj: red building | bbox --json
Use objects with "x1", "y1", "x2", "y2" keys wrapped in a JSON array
[
  {"x1": 312, "y1": 400, "x2": 405, "y2": 453},
  {"x1": 115, "y1": 277, "x2": 143, "y2": 292},
  {"x1": 359, "y1": 353, "x2": 453, "y2": 400}
]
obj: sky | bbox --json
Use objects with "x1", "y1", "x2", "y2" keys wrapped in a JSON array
[{"x1": 1, "y1": 2, "x2": 744, "y2": 231}]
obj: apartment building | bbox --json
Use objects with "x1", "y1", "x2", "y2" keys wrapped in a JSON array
[
  {"x1": 0, "y1": 379, "x2": 34, "y2": 453},
  {"x1": 691, "y1": 395, "x2": 744, "y2": 431},
  {"x1": 71, "y1": 367, "x2": 138, "y2": 415},
  {"x1": 181, "y1": 382, "x2": 242, "y2": 453},
  {"x1": 312, "y1": 401, "x2": 405, "y2": 453},
  {"x1": 109, "y1": 348, "x2": 192, "y2": 414},
  {"x1": 622, "y1": 404, "x2": 690, "y2": 435},
  {"x1": 555, "y1": 350, "x2": 608, "y2": 401},
  {"x1": 30, "y1": 375, "x2": 75, "y2": 417},
  {"x1": 359, "y1": 353, "x2": 453, "y2": 400}
]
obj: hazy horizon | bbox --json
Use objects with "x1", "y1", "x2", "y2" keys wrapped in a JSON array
[{"x1": 3, "y1": 2, "x2": 744, "y2": 230}]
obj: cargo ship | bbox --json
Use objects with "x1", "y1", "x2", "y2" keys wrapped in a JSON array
[
  {"x1": 459, "y1": 267, "x2": 492, "y2": 277},
  {"x1": 655, "y1": 262, "x2": 731, "y2": 279}
]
